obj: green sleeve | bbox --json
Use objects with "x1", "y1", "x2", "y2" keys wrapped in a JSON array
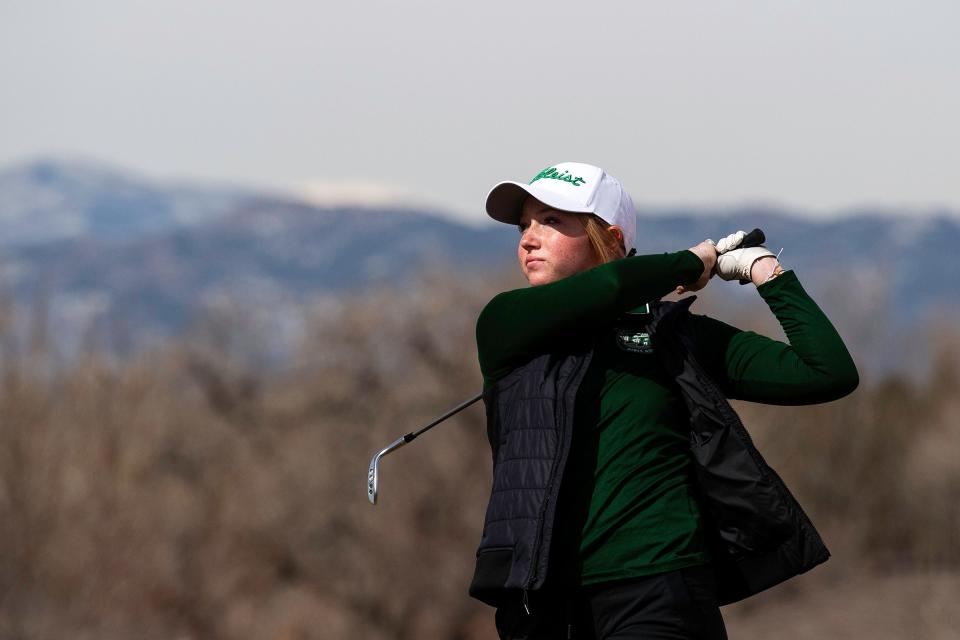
[
  {"x1": 477, "y1": 250, "x2": 704, "y2": 385},
  {"x1": 687, "y1": 270, "x2": 859, "y2": 405}
]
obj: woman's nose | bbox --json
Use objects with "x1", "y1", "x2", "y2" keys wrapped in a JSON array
[{"x1": 520, "y1": 222, "x2": 540, "y2": 249}]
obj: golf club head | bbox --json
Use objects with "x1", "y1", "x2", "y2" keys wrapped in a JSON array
[
  {"x1": 367, "y1": 437, "x2": 406, "y2": 505},
  {"x1": 367, "y1": 454, "x2": 379, "y2": 504}
]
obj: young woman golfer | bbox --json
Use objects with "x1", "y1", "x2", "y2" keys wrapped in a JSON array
[{"x1": 469, "y1": 162, "x2": 859, "y2": 639}]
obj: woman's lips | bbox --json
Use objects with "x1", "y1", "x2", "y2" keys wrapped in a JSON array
[{"x1": 525, "y1": 257, "x2": 545, "y2": 266}]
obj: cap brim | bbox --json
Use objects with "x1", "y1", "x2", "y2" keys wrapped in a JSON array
[{"x1": 485, "y1": 181, "x2": 593, "y2": 225}]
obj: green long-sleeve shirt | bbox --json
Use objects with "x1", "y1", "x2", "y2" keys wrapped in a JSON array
[{"x1": 476, "y1": 250, "x2": 858, "y2": 586}]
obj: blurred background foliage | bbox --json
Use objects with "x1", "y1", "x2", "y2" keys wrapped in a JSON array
[{"x1": 0, "y1": 265, "x2": 958, "y2": 639}]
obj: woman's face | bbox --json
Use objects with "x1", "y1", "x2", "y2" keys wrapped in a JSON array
[{"x1": 517, "y1": 196, "x2": 597, "y2": 286}]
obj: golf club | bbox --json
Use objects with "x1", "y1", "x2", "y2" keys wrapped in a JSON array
[{"x1": 367, "y1": 391, "x2": 483, "y2": 504}]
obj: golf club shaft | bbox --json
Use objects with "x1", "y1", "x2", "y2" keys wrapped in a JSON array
[{"x1": 404, "y1": 391, "x2": 484, "y2": 443}]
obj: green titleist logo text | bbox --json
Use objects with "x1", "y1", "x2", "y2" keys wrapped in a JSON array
[{"x1": 529, "y1": 166, "x2": 587, "y2": 187}]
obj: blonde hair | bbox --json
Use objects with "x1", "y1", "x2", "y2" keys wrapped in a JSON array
[{"x1": 575, "y1": 213, "x2": 626, "y2": 264}]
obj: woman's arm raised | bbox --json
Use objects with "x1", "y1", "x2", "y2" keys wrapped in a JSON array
[
  {"x1": 477, "y1": 249, "x2": 708, "y2": 385},
  {"x1": 688, "y1": 268, "x2": 859, "y2": 405}
]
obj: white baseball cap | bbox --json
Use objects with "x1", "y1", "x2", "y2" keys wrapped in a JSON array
[{"x1": 485, "y1": 162, "x2": 637, "y2": 252}]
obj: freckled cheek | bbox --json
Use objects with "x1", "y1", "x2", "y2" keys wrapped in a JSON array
[
  {"x1": 558, "y1": 240, "x2": 581, "y2": 268},
  {"x1": 557, "y1": 243, "x2": 591, "y2": 275}
]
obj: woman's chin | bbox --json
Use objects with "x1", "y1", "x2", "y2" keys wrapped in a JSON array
[{"x1": 526, "y1": 271, "x2": 559, "y2": 286}]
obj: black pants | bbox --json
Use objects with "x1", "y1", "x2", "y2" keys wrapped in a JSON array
[{"x1": 494, "y1": 564, "x2": 728, "y2": 640}]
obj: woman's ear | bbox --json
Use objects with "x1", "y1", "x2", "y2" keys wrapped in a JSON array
[{"x1": 607, "y1": 225, "x2": 626, "y2": 255}]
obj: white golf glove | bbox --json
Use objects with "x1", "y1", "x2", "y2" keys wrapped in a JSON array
[
  {"x1": 714, "y1": 230, "x2": 747, "y2": 255},
  {"x1": 717, "y1": 246, "x2": 776, "y2": 282}
]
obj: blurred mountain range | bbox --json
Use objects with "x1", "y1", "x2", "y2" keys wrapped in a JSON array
[
  {"x1": 1, "y1": 157, "x2": 958, "y2": 370},
  {"x1": 0, "y1": 157, "x2": 259, "y2": 245}
]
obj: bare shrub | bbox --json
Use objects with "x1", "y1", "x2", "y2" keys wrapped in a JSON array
[{"x1": 0, "y1": 265, "x2": 957, "y2": 639}]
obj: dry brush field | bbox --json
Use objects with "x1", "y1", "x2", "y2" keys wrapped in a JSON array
[{"x1": 0, "y1": 270, "x2": 957, "y2": 639}]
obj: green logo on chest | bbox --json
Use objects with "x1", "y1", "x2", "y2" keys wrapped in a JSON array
[{"x1": 616, "y1": 329, "x2": 654, "y2": 354}]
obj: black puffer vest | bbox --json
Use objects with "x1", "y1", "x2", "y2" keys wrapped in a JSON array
[{"x1": 469, "y1": 296, "x2": 829, "y2": 608}]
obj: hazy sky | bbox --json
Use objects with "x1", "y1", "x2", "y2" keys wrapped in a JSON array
[{"x1": 2, "y1": 0, "x2": 958, "y2": 220}]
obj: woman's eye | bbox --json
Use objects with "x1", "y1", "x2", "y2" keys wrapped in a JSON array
[
  {"x1": 517, "y1": 223, "x2": 527, "y2": 233},
  {"x1": 545, "y1": 216, "x2": 560, "y2": 224}
]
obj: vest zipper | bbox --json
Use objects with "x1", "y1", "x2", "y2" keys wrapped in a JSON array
[{"x1": 523, "y1": 589, "x2": 531, "y2": 615}]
